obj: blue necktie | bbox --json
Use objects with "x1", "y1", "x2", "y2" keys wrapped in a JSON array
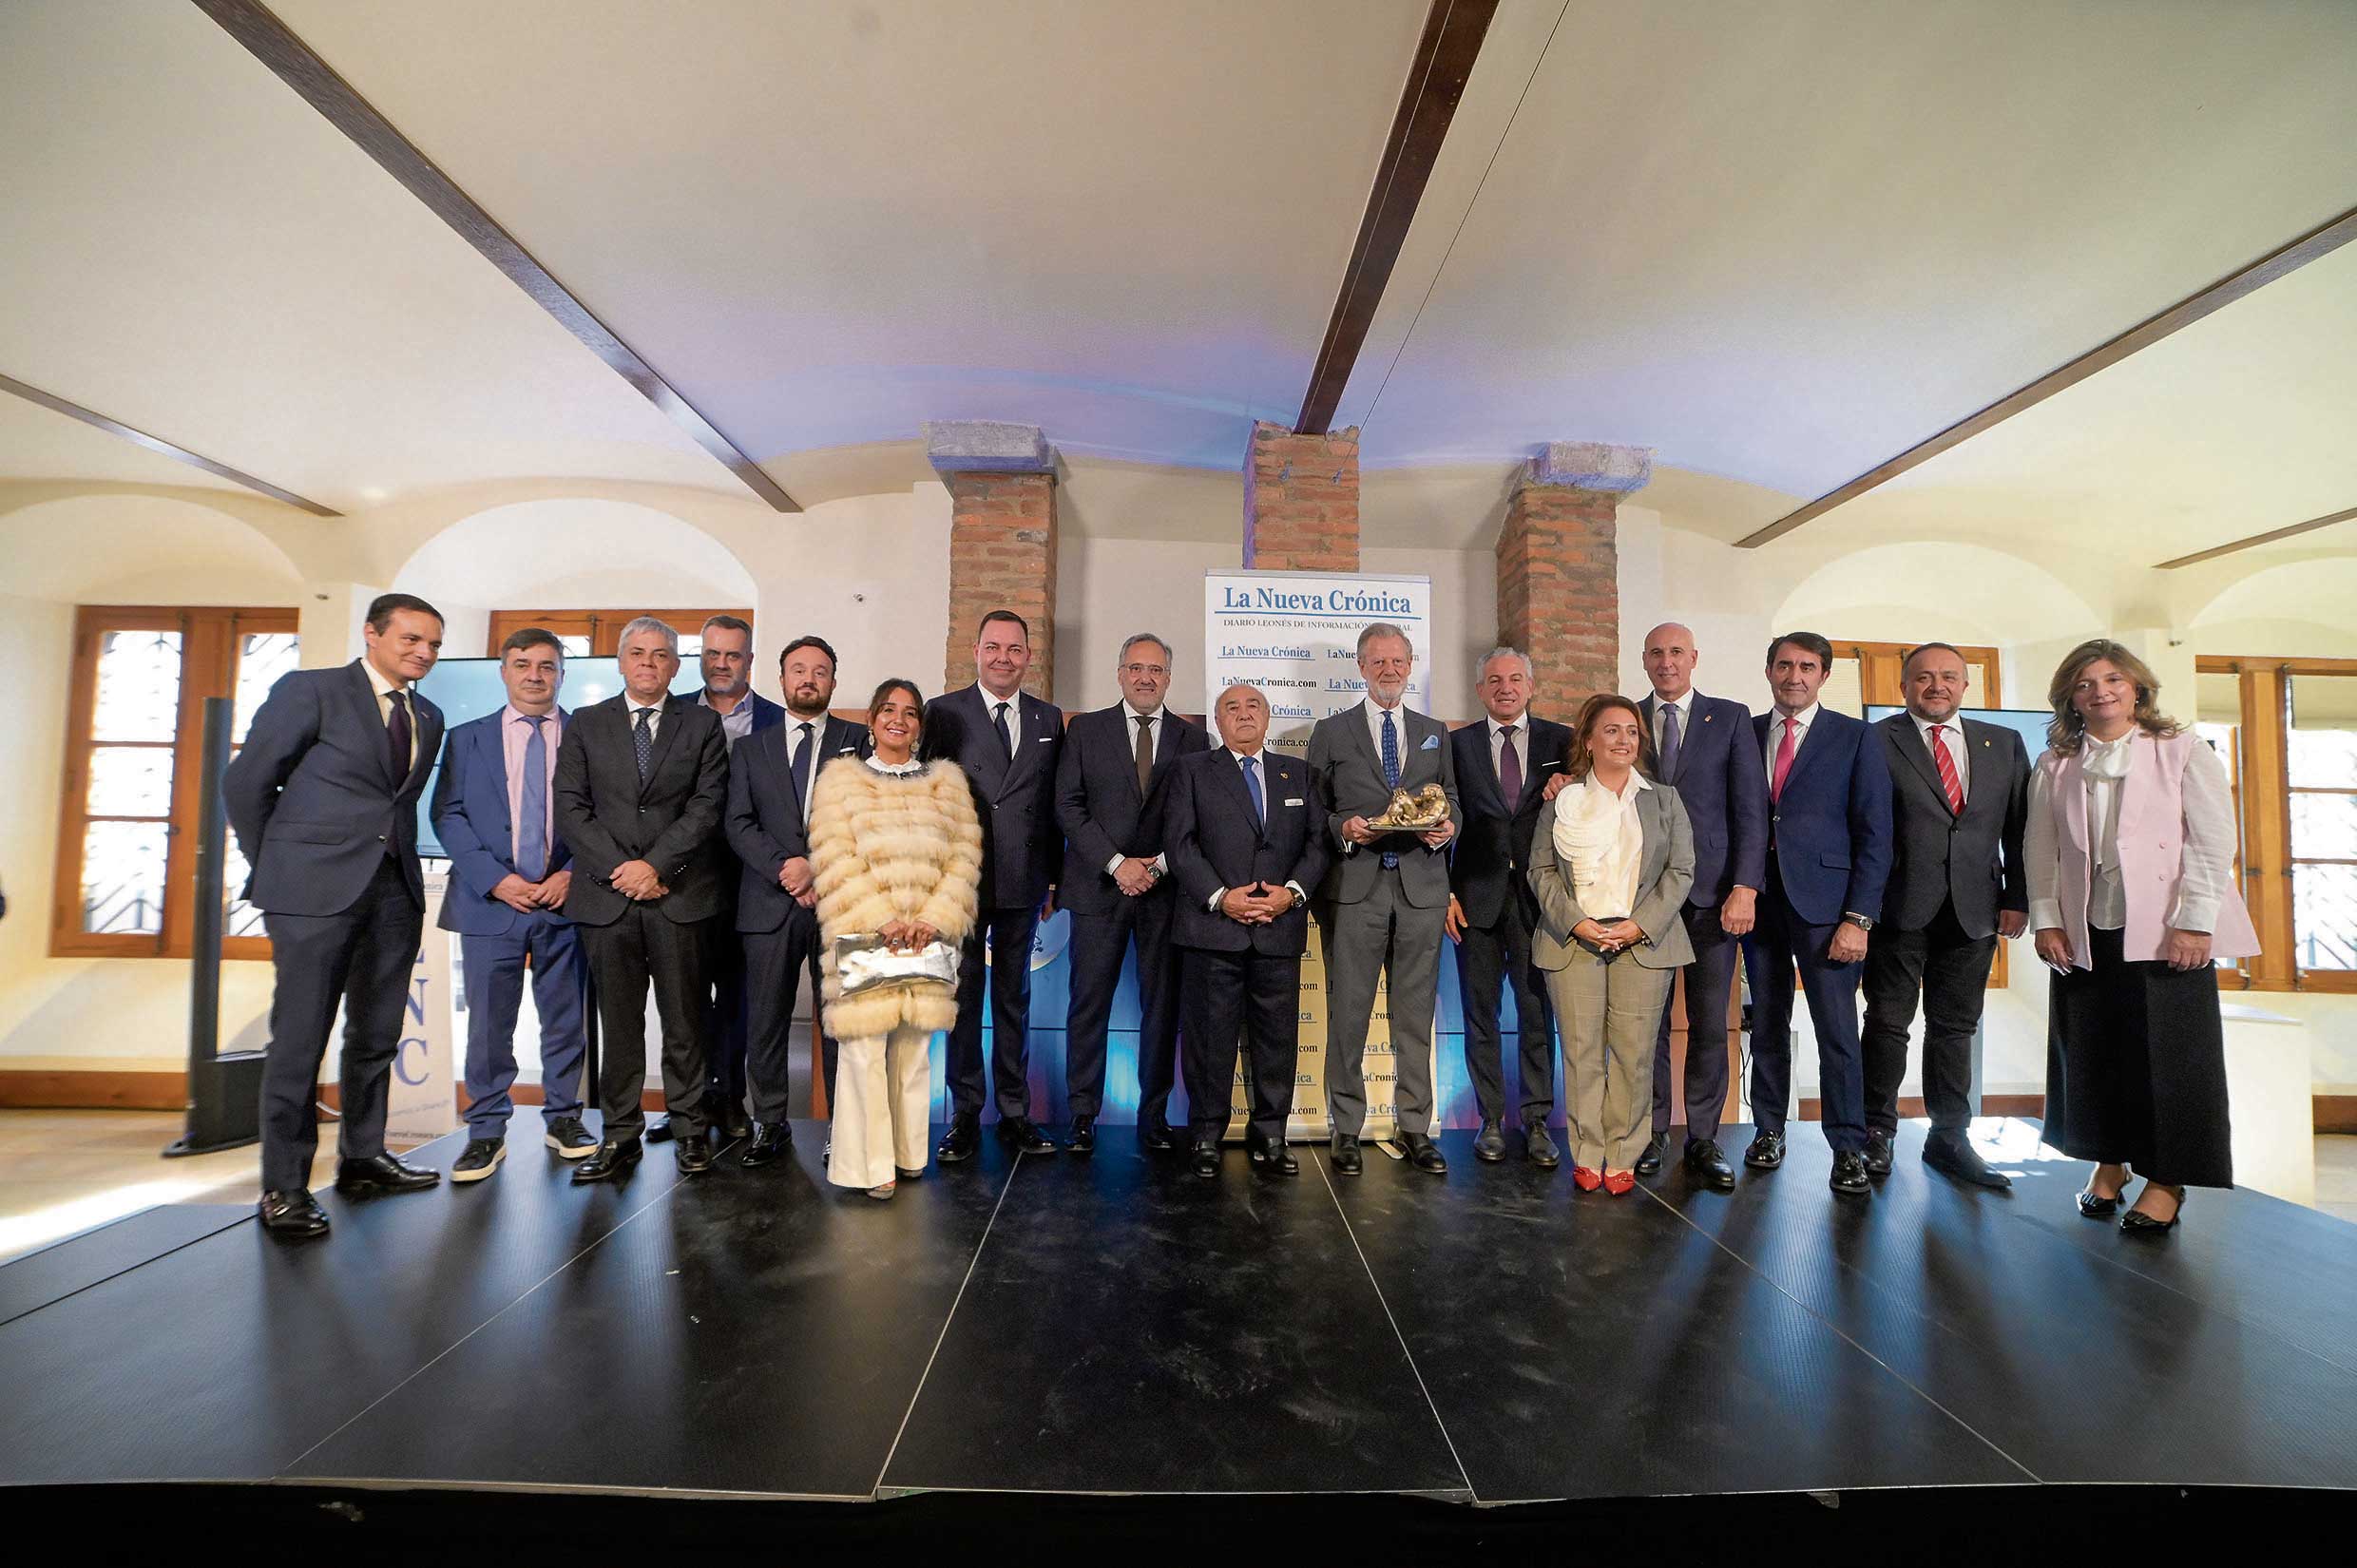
[
  {"x1": 1241, "y1": 755, "x2": 1263, "y2": 826},
  {"x1": 632, "y1": 706, "x2": 655, "y2": 783},
  {"x1": 1379, "y1": 708, "x2": 1401, "y2": 869},
  {"x1": 518, "y1": 715, "x2": 548, "y2": 881},
  {"x1": 791, "y1": 721, "x2": 815, "y2": 821},
  {"x1": 1659, "y1": 701, "x2": 1683, "y2": 781}
]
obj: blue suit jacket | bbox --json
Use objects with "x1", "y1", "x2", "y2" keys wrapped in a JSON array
[
  {"x1": 430, "y1": 707, "x2": 575, "y2": 936},
  {"x1": 221, "y1": 660, "x2": 444, "y2": 916},
  {"x1": 1639, "y1": 691, "x2": 1769, "y2": 908},
  {"x1": 1753, "y1": 707, "x2": 1893, "y2": 926}
]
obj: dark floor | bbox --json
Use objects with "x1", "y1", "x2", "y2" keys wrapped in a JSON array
[{"x1": 3, "y1": 1119, "x2": 2354, "y2": 1506}]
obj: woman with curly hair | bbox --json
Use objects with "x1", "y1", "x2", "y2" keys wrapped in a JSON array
[
  {"x1": 807, "y1": 679, "x2": 983, "y2": 1199},
  {"x1": 2025, "y1": 640, "x2": 2257, "y2": 1235}
]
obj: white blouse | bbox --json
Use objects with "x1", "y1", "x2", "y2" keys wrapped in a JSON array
[
  {"x1": 2025, "y1": 733, "x2": 2236, "y2": 935},
  {"x1": 1550, "y1": 773, "x2": 1649, "y2": 919}
]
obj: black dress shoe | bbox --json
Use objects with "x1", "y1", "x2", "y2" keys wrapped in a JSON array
[
  {"x1": 1635, "y1": 1132, "x2": 1667, "y2": 1176},
  {"x1": 572, "y1": 1138, "x2": 642, "y2": 1184},
  {"x1": 1140, "y1": 1121, "x2": 1180, "y2": 1152},
  {"x1": 335, "y1": 1152, "x2": 440, "y2": 1195},
  {"x1": 1744, "y1": 1131, "x2": 1786, "y2": 1170},
  {"x1": 1829, "y1": 1150, "x2": 1871, "y2": 1195},
  {"x1": 936, "y1": 1114, "x2": 980, "y2": 1163},
  {"x1": 1524, "y1": 1121, "x2": 1562, "y2": 1169},
  {"x1": 676, "y1": 1135, "x2": 714, "y2": 1175},
  {"x1": 718, "y1": 1104, "x2": 753, "y2": 1141},
  {"x1": 1331, "y1": 1134, "x2": 1363, "y2": 1176},
  {"x1": 1924, "y1": 1134, "x2": 2012, "y2": 1190},
  {"x1": 996, "y1": 1117, "x2": 1058, "y2": 1155},
  {"x1": 450, "y1": 1138, "x2": 506, "y2": 1183},
  {"x1": 1472, "y1": 1119, "x2": 1506, "y2": 1162},
  {"x1": 1683, "y1": 1138, "x2": 1736, "y2": 1192},
  {"x1": 1067, "y1": 1116, "x2": 1098, "y2": 1157},
  {"x1": 1400, "y1": 1131, "x2": 1447, "y2": 1175},
  {"x1": 544, "y1": 1116, "x2": 598, "y2": 1158},
  {"x1": 1191, "y1": 1140, "x2": 1221, "y2": 1179},
  {"x1": 645, "y1": 1116, "x2": 674, "y2": 1144},
  {"x1": 738, "y1": 1121, "x2": 794, "y2": 1168},
  {"x1": 1248, "y1": 1138, "x2": 1300, "y2": 1176},
  {"x1": 259, "y1": 1189, "x2": 329, "y2": 1238},
  {"x1": 1863, "y1": 1131, "x2": 1895, "y2": 1177}
]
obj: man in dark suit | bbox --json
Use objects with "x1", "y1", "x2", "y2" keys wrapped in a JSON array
[
  {"x1": 430, "y1": 626, "x2": 595, "y2": 1183},
  {"x1": 552, "y1": 617, "x2": 732, "y2": 1181},
  {"x1": 223, "y1": 592, "x2": 449, "y2": 1238},
  {"x1": 1862, "y1": 642, "x2": 2029, "y2": 1189},
  {"x1": 1165, "y1": 684, "x2": 1333, "y2": 1178},
  {"x1": 724, "y1": 634, "x2": 869, "y2": 1167},
  {"x1": 1445, "y1": 647, "x2": 1570, "y2": 1167},
  {"x1": 1054, "y1": 632, "x2": 1211, "y2": 1155},
  {"x1": 927, "y1": 610, "x2": 1064, "y2": 1160},
  {"x1": 1741, "y1": 632, "x2": 1894, "y2": 1196},
  {"x1": 1636, "y1": 621, "x2": 1770, "y2": 1192},
  {"x1": 653, "y1": 613, "x2": 786, "y2": 1146},
  {"x1": 1308, "y1": 622, "x2": 1462, "y2": 1176}
]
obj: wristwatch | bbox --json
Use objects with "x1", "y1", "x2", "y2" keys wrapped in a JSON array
[{"x1": 1842, "y1": 911, "x2": 1875, "y2": 932}]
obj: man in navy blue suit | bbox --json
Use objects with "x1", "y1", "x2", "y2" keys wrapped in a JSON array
[
  {"x1": 649, "y1": 613, "x2": 785, "y2": 1146},
  {"x1": 1740, "y1": 631, "x2": 1893, "y2": 1195},
  {"x1": 724, "y1": 634, "x2": 869, "y2": 1167},
  {"x1": 429, "y1": 626, "x2": 595, "y2": 1184},
  {"x1": 1636, "y1": 622, "x2": 1769, "y2": 1191},
  {"x1": 223, "y1": 592, "x2": 449, "y2": 1238},
  {"x1": 1163, "y1": 684, "x2": 1333, "y2": 1179}
]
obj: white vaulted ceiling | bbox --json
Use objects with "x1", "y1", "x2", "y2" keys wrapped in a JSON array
[{"x1": 0, "y1": 0, "x2": 2351, "y2": 568}]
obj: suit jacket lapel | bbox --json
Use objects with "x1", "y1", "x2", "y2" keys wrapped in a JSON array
[
  {"x1": 1217, "y1": 749, "x2": 1267, "y2": 843},
  {"x1": 1468, "y1": 724, "x2": 1509, "y2": 819},
  {"x1": 345, "y1": 663, "x2": 399, "y2": 790},
  {"x1": 1782, "y1": 711, "x2": 1835, "y2": 794},
  {"x1": 402, "y1": 700, "x2": 440, "y2": 797},
  {"x1": 1888, "y1": 715, "x2": 1951, "y2": 813},
  {"x1": 961, "y1": 687, "x2": 1009, "y2": 794}
]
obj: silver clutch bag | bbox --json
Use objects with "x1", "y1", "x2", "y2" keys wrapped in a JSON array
[{"x1": 833, "y1": 933, "x2": 960, "y2": 996}]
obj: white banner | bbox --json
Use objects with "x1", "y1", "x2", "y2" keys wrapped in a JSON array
[
  {"x1": 384, "y1": 871, "x2": 457, "y2": 1142},
  {"x1": 1202, "y1": 569, "x2": 1438, "y2": 1142}
]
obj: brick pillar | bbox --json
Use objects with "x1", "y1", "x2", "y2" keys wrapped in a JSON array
[
  {"x1": 1243, "y1": 420, "x2": 1359, "y2": 569},
  {"x1": 929, "y1": 422, "x2": 1057, "y2": 698},
  {"x1": 1495, "y1": 442, "x2": 1652, "y2": 699}
]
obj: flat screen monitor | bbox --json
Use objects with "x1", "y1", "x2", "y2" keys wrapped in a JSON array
[
  {"x1": 1864, "y1": 704, "x2": 2052, "y2": 759},
  {"x1": 412, "y1": 658, "x2": 703, "y2": 859}
]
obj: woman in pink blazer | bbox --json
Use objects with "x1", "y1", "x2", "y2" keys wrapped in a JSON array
[{"x1": 2026, "y1": 640, "x2": 2258, "y2": 1235}]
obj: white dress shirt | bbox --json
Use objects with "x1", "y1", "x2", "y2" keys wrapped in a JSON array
[
  {"x1": 623, "y1": 692, "x2": 666, "y2": 741},
  {"x1": 1343, "y1": 696, "x2": 1422, "y2": 856},
  {"x1": 361, "y1": 659, "x2": 418, "y2": 769},
  {"x1": 1487, "y1": 716, "x2": 1527, "y2": 794},
  {"x1": 1107, "y1": 702, "x2": 1170, "y2": 876},
  {"x1": 1208, "y1": 746, "x2": 1307, "y2": 911},
  {"x1": 980, "y1": 687, "x2": 1023, "y2": 754},
  {"x1": 1762, "y1": 701, "x2": 1820, "y2": 781},
  {"x1": 1650, "y1": 688, "x2": 1694, "y2": 758},
  {"x1": 2024, "y1": 733, "x2": 2237, "y2": 934},
  {"x1": 1910, "y1": 710, "x2": 1970, "y2": 800}
]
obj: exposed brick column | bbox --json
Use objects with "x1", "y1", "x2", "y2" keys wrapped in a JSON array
[
  {"x1": 1242, "y1": 421, "x2": 1359, "y2": 569},
  {"x1": 1495, "y1": 442, "x2": 1651, "y2": 699},
  {"x1": 929, "y1": 422, "x2": 1057, "y2": 698}
]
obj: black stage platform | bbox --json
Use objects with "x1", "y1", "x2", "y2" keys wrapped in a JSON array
[{"x1": 5, "y1": 1119, "x2": 2355, "y2": 1520}]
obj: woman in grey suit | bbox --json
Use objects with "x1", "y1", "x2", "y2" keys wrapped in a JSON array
[{"x1": 1528, "y1": 695, "x2": 1696, "y2": 1194}]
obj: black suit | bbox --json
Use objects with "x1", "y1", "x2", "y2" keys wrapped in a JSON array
[
  {"x1": 222, "y1": 661, "x2": 442, "y2": 1193},
  {"x1": 927, "y1": 683, "x2": 1064, "y2": 1120},
  {"x1": 552, "y1": 695, "x2": 730, "y2": 1143},
  {"x1": 1861, "y1": 713, "x2": 2029, "y2": 1138},
  {"x1": 1446, "y1": 716, "x2": 1570, "y2": 1127},
  {"x1": 1054, "y1": 704, "x2": 1212, "y2": 1126},
  {"x1": 724, "y1": 712, "x2": 870, "y2": 1121},
  {"x1": 692, "y1": 690, "x2": 785, "y2": 1126},
  {"x1": 1164, "y1": 747, "x2": 1332, "y2": 1145}
]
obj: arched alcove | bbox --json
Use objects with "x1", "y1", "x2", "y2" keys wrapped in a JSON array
[
  {"x1": 0, "y1": 494, "x2": 305, "y2": 602},
  {"x1": 393, "y1": 498, "x2": 757, "y2": 608},
  {"x1": 1772, "y1": 541, "x2": 2106, "y2": 644}
]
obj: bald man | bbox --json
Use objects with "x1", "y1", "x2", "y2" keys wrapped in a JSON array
[
  {"x1": 1163, "y1": 685, "x2": 1332, "y2": 1179},
  {"x1": 1636, "y1": 622, "x2": 1768, "y2": 1190}
]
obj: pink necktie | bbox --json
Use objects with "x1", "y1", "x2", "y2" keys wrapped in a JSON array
[{"x1": 1771, "y1": 718, "x2": 1798, "y2": 802}]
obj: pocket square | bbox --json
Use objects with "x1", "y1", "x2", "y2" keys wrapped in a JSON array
[{"x1": 1420, "y1": 735, "x2": 1439, "y2": 751}]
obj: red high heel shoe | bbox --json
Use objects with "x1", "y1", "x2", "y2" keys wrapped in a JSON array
[
  {"x1": 1601, "y1": 1169, "x2": 1636, "y2": 1196},
  {"x1": 1572, "y1": 1165, "x2": 1603, "y2": 1192}
]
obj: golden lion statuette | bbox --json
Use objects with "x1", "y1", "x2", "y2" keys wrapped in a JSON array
[{"x1": 1366, "y1": 783, "x2": 1451, "y2": 831}]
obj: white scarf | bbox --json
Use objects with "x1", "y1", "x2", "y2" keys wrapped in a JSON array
[{"x1": 1551, "y1": 774, "x2": 1647, "y2": 917}]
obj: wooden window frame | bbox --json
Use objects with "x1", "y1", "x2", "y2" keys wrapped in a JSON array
[
  {"x1": 51, "y1": 605, "x2": 300, "y2": 962},
  {"x1": 487, "y1": 608, "x2": 754, "y2": 659},
  {"x1": 2200, "y1": 655, "x2": 2357, "y2": 994}
]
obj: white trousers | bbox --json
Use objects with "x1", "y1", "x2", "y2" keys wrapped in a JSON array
[{"x1": 828, "y1": 1023, "x2": 933, "y2": 1189}]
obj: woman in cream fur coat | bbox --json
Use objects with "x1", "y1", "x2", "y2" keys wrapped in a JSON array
[{"x1": 807, "y1": 679, "x2": 983, "y2": 1197}]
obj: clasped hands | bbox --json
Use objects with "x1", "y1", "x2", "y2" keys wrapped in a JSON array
[
  {"x1": 608, "y1": 860, "x2": 670, "y2": 902},
  {"x1": 1341, "y1": 814, "x2": 1454, "y2": 851},
  {"x1": 1220, "y1": 885, "x2": 1294, "y2": 926},
  {"x1": 491, "y1": 869, "x2": 573, "y2": 912},
  {"x1": 876, "y1": 916, "x2": 941, "y2": 953},
  {"x1": 1112, "y1": 856, "x2": 1159, "y2": 896},
  {"x1": 1574, "y1": 917, "x2": 1645, "y2": 954},
  {"x1": 776, "y1": 855, "x2": 817, "y2": 908}
]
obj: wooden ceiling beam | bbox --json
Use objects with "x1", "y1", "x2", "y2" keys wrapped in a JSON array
[
  {"x1": 195, "y1": 0, "x2": 798, "y2": 512},
  {"x1": 0, "y1": 371, "x2": 339, "y2": 516},
  {"x1": 1293, "y1": 0, "x2": 1497, "y2": 436},
  {"x1": 2154, "y1": 503, "x2": 2357, "y2": 568},
  {"x1": 1737, "y1": 202, "x2": 2357, "y2": 549}
]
